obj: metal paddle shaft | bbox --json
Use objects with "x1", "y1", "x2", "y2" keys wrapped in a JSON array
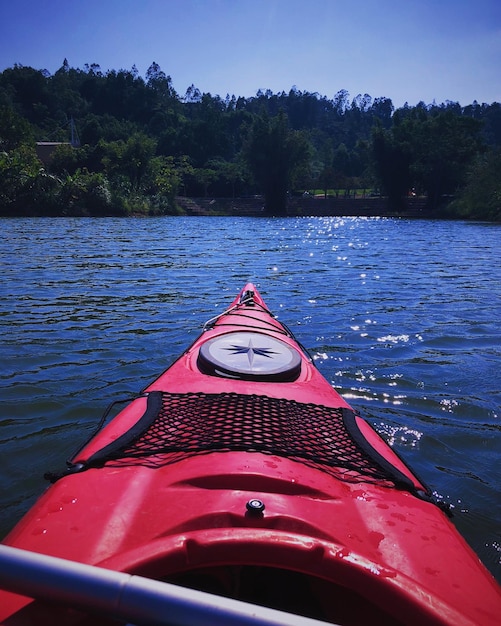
[{"x1": 0, "y1": 544, "x2": 337, "y2": 626}]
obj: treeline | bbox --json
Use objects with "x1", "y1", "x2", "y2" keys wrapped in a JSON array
[{"x1": 1, "y1": 60, "x2": 500, "y2": 219}]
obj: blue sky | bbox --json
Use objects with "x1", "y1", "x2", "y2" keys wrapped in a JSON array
[{"x1": 1, "y1": 0, "x2": 500, "y2": 108}]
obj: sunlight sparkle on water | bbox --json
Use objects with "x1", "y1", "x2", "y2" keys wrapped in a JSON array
[
  {"x1": 440, "y1": 398, "x2": 460, "y2": 412},
  {"x1": 491, "y1": 542, "x2": 501, "y2": 564},
  {"x1": 375, "y1": 423, "x2": 423, "y2": 448},
  {"x1": 354, "y1": 370, "x2": 377, "y2": 382},
  {"x1": 377, "y1": 334, "x2": 410, "y2": 344}
]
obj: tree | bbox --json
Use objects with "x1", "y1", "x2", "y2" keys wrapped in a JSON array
[
  {"x1": 101, "y1": 133, "x2": 156, "y2": 190},
  {"x1": 0, "y1": 146, "x2": 41, "y2": 212},
  {"x1": 0, "y1": 64, "x2": 51, "y2": 125},
  {"x1": 244, "y1": 111, "x2": 312, "y2": 214},
  {"x1": 0, "y1": 106, "x2": 34, "y2": 150},
  {"x1": 145, "y1": 62, "x2": 177, "y2": 100},
  {"x1": 371, "y1": 125, "x2": 411, "y2": 210},
  {"x1": 317, "y1": 166, "x2": 336, "y2": 198},
  {"x1": 450, "y1": 148, "x2": 501, "y2": 220},
  {"x1": 57, "y1": 170, "x2": 112, "y2": 215},
  {"x1": 371, "y1": 97, "x2": 394, "y2": 128},
  {"x1": 174, "y1": 155, "x2": 195, "y2": 196},
  {"x1": 193, "y1": 167, "x2": 217, "y2": 197},
  {"x1": 49, "y1": 143, "x2": 88, "y2": 175},
  {"x1": 149, "y1": 155, "x2": 180, "y2": 204},
  {"x1": 205, "y1": 157, "x2": 246, "y2": 197},
  {"x1": 397, "y1": 110, "x2": 483, "y2": 209}
]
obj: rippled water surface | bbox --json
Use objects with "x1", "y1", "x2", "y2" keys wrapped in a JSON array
[{"x1": 1, "y1": 216, "x2": 500, "y2": 582}]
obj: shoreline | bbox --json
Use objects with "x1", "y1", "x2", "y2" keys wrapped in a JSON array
[
  {"x1": 178, "y1": 195, "x2": 432, "y2": 218},
  {"x1": 0, "y1": 197, "x2": 448, "y2": 219}
]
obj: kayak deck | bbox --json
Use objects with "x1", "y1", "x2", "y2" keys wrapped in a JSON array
[{"x1": 1, "y1": 283, "x2": 500, "y2": 625}]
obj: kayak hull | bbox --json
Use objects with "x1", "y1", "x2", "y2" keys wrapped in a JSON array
[{"x1": 1, "y1": 284, "x2": 500, "y2": 625}]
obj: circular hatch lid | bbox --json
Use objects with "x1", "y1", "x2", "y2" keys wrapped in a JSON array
[{"x1": 197, "y1": 331, "x2": 302, "y2": 382}]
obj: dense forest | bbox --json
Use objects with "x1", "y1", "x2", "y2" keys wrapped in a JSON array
[{"x1": 1, "y1": 60, "x2": 500, "y2": 219}]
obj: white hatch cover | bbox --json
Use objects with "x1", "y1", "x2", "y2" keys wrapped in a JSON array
[{"x1": 197, "y1": 331, "x2": 302, "y2": 381}]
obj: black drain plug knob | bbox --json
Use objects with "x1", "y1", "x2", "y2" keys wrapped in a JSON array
[{"x1": 246, "y1": 499, "x2": 265, "y2": 515}]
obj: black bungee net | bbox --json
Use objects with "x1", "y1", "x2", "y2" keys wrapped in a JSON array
[{"x1": 47, "y1": 390, "x2": 435, "y2": 503}]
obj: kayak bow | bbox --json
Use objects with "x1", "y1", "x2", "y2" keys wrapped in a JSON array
[{"x1": 1, "y1": 283, "x2": 500, "y2": 625}]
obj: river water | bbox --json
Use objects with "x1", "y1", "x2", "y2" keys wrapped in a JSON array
[{"x1": 1, "y1": 216, "x2": 500, "y2": 583}]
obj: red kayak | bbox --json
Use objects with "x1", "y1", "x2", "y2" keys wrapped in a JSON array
[{"x1": 1, "y1": 284, "x2": 500, "y2": 625}]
